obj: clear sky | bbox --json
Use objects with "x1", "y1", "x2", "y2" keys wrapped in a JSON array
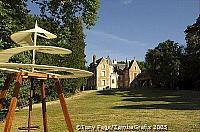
[{"x1": 27, "y1": 0, "x2": 200, "y2": 64}]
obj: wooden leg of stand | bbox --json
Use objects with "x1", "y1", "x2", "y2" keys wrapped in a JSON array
[
  {"x1": 0, "y1": 74, "x2": 15, "y2": 110},
  {"x1": 54, "y1": 79, "x2": 74, "y2": 132},
  {"x1": 41, "y1": 80, "x2": 48, "y2": 132},
  {"x1": 4, "y1": 73, "x2": 22, "y2": 132},
  {"x1": 28, "y1": 78, "x2": 34, "y2": 132}
]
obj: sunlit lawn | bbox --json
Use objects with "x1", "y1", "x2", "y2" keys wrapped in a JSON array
[{"x1": 0, "y1": 88, "x2": 200, "y2": 131}]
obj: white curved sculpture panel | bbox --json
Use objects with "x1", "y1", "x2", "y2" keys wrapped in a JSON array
[
  {"x1": 0, "y1": 46, "x2": 72, "y2": 62},
  {"x1": 0, "y1": 21, "x2": 93, "y2": 79},
  {"x1": 10, "y1": 23, "x2": 57, "y2": 46},
  {"x1": 0, "y1": 63, "x2": 92, "y2": 78}
]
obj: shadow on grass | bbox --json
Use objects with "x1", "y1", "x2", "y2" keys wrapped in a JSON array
[
  {"x1": 96, "y1": 88, "x2": 131, "y2": 96},
  {"x1": 96, "y1": 89, "x2": 117, "y2": 95},
  {"x1": 97, "y1": 88, "x2": 200, "y2": 110},
  {"x1": 112, "y1": 103, "x2": 200, "y2": 110}
]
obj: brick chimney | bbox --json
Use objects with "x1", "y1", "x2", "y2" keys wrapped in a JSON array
[{"x1": 93, "y1": 54, "x2": 96, "y2": 64}]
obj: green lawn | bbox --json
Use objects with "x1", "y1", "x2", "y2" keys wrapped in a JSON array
[{"x1": 0, "y1": 88, "x2": 200, "y2": 131}]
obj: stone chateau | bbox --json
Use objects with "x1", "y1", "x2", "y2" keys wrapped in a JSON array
[{"x1": 87, "y1": 55, "x2": 141, "y2": 90}]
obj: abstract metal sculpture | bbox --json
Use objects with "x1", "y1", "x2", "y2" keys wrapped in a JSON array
[{"x1": 0, "y1": 21, "x2": 92, "y2": 132}]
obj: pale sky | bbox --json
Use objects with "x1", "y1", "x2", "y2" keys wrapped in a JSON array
[{"x1": 85, "y1": 0, "x2": 199, "y2": 63}]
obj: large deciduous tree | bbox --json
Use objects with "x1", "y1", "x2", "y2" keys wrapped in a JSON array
[
  {"x1": 0, "y1": 0, "x2": 31, "y2": 108},
  {"x1": 33, "y1": 0, "x2": 99, "y2": 29},
  {"x1": 58, "y1": 17, "x2": 87, "y2": 93},
  {"x1": 0, "y1": 0, "x2": 100, "y2": 106},
  {"x1": 0, "y1": 0, "x2": 28, "y2": 49},
  {"x1": 31, "y1": 0, "x2": 100, "y2": 93},
  {"x1": 145, "y1": 40, "x2": 182, "y2": 89},
  {"x1": 182, "y1": 15, "x2": 200, "y2": 90}
]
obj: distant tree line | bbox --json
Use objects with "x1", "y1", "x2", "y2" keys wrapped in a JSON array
[
  {"x1": 0, "y1": 0, "x2": 99, "y2": 108},
  {"x1": 143, "y1": 15, "x2": 200, "y2": 90}
]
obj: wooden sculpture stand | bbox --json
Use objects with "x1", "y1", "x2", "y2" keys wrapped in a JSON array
[{"x1": 0, "y1": 72, "x2": 74, "y2": 132}]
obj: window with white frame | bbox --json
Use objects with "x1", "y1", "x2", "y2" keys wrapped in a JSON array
[
  {"x1": 102, "y1": 71, "x2": 106, "y2": 76},
  {"x1": 102, "y1": 80, "x2": 106, "y2": 86},
  {"x1": 102, "y1": 64, "x2": 106, "y2": 69},
  {"x1": 112, "y1": 79, "x2": 115, "y2": 83}
]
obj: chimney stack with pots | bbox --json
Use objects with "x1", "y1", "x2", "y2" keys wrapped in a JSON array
[{"x1": 93, "y1": 54, "x2": 96, "y2": 64}]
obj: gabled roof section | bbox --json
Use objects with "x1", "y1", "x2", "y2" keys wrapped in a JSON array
[
  {"x1": 128, "y1": 60, "x2": 141, "y2": 71},
  {"x1": 88, "y1": 57, "x2": 103, "y2": 69},
  {"x1": 96, "y1": 57, "x2": 103, "y2": 66},
  {"x1": 128, "y1": 60, "x2": 135, "y2": 69}
]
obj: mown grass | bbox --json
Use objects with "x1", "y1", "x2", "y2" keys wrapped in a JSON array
[{"x1": 0, "y1": 88, "x2": 200, "y2": 132}]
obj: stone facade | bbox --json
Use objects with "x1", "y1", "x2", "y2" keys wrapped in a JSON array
[
  {"x1": 96, "y1": 58, "x2": 111, "y2": 89},
  {"x1": 87, "y1": 55, "x2": 141, "y2": 90},
  {"x1": 129, "y1": 60, "x2": 141, "y2": 83}
]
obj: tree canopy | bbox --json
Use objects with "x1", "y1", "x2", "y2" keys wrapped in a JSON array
[
  {"x1": 144, "y1": 15, "x2": 200, "y2": 90},
  {"x1": 145, "y1": 40, "x2": 182, "y2": 89},
  {"x1": 32, "y1": 0, "x2": 99, "y2": 29},
  {"x1": 0, "y1": 0, "x2": 100, "y2": 108},
  {"x1": 181, "y1": 15, "x2": 200, "y2": 90}
]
